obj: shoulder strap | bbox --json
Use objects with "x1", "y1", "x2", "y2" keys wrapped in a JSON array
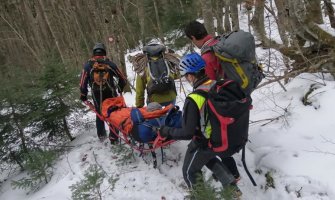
[{"x1": 200, "y1": 36, "x2": 220, "y2": 54}]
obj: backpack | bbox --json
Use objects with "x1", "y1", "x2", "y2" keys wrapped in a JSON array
[
  {"x1": 89, "y1": 59, "x2": 115, "y2": 92},
  {"x1": 201, "y1": 30, "x2": 264, "y2": 96},
  {"x1": 143, "y1": 44, "x2": 175, "y2": 95},
  {"x1": 194, "y1": 79, "x2": 251, "y2": 155},
  {"x1": 130, "y1": 106, "x2": 182, "y2": 143},
  {"x1": 193, "y1": 79, "x2": 257, "y2": 186}
]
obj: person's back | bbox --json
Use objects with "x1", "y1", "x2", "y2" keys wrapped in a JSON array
[
  {"x1": 135, "y1": 44, "x2": 177, "y2": 108},
  {"x1": 80, "y1": 42, "x2": 126, "y2": 143}
]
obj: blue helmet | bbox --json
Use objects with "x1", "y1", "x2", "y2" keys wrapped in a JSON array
[{"x1": 179, "y1": 53, "x2": 205, "y2": 76}]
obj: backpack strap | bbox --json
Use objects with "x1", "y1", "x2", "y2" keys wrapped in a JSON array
[
  {"x1": 200, "y1": 39, "x2": 214, "y2": 54},
  {"x1": 242, "y1": 146, "x2": 257, "y2": 186}
]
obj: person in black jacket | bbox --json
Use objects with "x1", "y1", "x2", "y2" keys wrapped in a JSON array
[
  {"x1": 158, "y1": 53, "x2": 241, "y2": 198},
  {"x1": 79, "y1": 42, "x2": 126, "y2": 143}
]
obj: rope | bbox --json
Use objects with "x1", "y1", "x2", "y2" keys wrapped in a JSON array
[{"x1": 131, "y1": 52, "x2": 180, "y2": 77}]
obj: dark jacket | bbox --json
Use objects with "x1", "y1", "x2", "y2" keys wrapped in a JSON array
[
  {"x1": 160, "y1": 76, "x2": 210, "y2": 142},
  {"x1": 80, "y1": 56, "x2": 126, "y2": 97}
]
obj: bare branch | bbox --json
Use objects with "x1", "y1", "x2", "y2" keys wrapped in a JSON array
[{"x1": 0, "y1": 15, "x2": 43, "y2": 66}]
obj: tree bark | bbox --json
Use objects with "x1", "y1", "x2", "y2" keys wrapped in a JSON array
[
  {"x1": 305, "y1": 0, "x2": 323, "y2": 24},
  {"x1": 153, "y1": 0, "x2": 164, "y2": 43},
  {"x1": 62, "y1": 117, "x2": 74, "y2": 141},
  {"x1": 324, "y1": 0, "x2": 335, "y2": 28},
  {"x1": 274, "y1": 0, "x2": 289, "y2": 45},
  {"x1": 251, "y1": 0, "x2": 267, "y2": 44},
  {"x1": 214, "y1": 1, "x2": 224, "y2": 34},
  {"x1": 229, "y1": 0, "x2": 239, "y2": 31},
  {"x1": 10, "y1": 104, "x2": 28, "y2": 154},
  {"x1": 37, "y1": 0, "x2": 65, "y2": 63},
  {"x1": 201, "y1": 0, "x2": 215, "y2": 35},
  {"x1": 224, "y1": 0, "x2": 231, "y2": 33},
  {"x1": 137, "y1": 0, "x2": 146, "y2": 45}
]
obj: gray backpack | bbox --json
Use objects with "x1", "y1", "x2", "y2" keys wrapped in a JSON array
[
  {"x1": 143, "y1": 44, "x2": 176, "y2": 95},
  {"x1": 201, "y1": 30, "x2": 264, "y2": 96}
]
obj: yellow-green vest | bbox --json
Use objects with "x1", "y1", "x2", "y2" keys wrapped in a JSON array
[{"x1": 188, "y1": 79, "x2": 216, "y2": 139}]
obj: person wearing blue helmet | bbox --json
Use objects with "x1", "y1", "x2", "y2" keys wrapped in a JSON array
[{"x1": 158, "y1": 53, "x2": 241, "y2": 198}]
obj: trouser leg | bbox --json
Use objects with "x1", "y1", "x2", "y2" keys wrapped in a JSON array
[
  {"x1": 210, "y1": 160, "x2": 235, "y2": 186},
  {"x1": 221, "y1": 157, "x2": 240, "y2": 179},
  {"x1": 182, "y1": 148, "x2": 204, "y2": 189},
  {"x1": 95, "y1": 115, "x2": 106, "y2": 138},
  {"x1": 207, "y1": 156, "x2": 240, "y2": 180},
  {"x1": 93, "y1": 97, "x2": 106, "y2": 139},
  {"x1": 109, "y1": 130, "x2": 118, "y2": 142},
  {"x1": 182, "y1": 141, "x2": 216, "y2": 189}
]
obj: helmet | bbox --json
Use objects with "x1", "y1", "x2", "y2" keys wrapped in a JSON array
[
  {"x1": 93, "y1": 42, "x2": 106, "y2": 56},
  {"x1": 179, "y1": 53, "x2": 205, "y2": 76}
]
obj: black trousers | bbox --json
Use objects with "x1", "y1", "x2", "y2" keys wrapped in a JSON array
[
  {"x1": 207, "y1": 156, "x2": 240, "y2": 180},
  {"x1": 182, "y1": 140, "x2": 235, "y2": 189},
  {"x1": 92, "y1": 90, "x2": 118, "y2": 141}
]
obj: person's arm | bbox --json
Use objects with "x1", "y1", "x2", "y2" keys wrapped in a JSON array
[
  {"x1": 202, "y1": 52, "x2": 221, "y2": 80},
  {"x1": 108, "y1": 61, "x2": 127, "y2": 92},
  {"x1": 135, "y1": 75, "x2": 146, "y2": 108},
  {"x1": 79, "y1": 62, "x2": 90, "y2": 97},
  {"x1": 160, "y1": 98, "x2": 201, "y2": 140}
]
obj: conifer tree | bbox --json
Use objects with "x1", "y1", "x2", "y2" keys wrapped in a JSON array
[{"x1": 34, "y1": 56, "x2": 79, "y2": 142}]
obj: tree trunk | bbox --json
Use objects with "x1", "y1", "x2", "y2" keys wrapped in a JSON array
[
  {"x1": 201, "y1": 0, "x2": 215, "y2": 35},
  {"x1": 0, "y1": 15, "x2": 43, "y2": 66},
  {"x1": 62, "y1": 117, "x2": 74, "y2": 141},
  {"x1": 37, "y1": 0, "x2": 65, "y2": 63},
  {"x1": 251, "y1": 0, "x2": 267, "y2": 44},
  {"x1": 10, "y1": 104, "x2": 28, "y2": 154},
  {"x1": 274, "y1": 0, "x2": 289, "y2": 45},
  {"x1": 137, "y1": 0, "x2": 146, "y2": 45},
  {"x1": 224, "y1": 0, "x2": 231, "y2": 33},
  {"x1": 153, "y1": 0, "x2": 164, "y2": 43},
  {"x1": 324, "y1": 0, "x2": 335, "y2": 28},
  {"x1": 305, "y1": 0, "x2": 323, "y2": 24},
  {"x1": 214, "y1": 0, "x2": 224, "y2": 34},
  {"x1": 115, "y1": 0, "x2": 131, "y2": 92},
  {"x1": 229, "y1": 0, "x2": 239, "y2": 31}
]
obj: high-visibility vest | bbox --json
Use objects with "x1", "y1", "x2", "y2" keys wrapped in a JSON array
[{"x1": 188, "y1": 79, "x2": 216, "y2": 139}]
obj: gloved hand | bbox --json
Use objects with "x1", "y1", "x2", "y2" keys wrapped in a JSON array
[
  {"x1": 80, "y1": 94, "x2": 87, "y2": 102},
  {"x1": 151, "y1": 126, "x2": 160, "y2": 134},
  {"x1": 158, "y1": 126, "x2": 170, "y2": 139}
]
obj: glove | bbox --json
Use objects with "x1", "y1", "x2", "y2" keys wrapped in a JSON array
[
  {"x1": 80, "y1": 94, "x2": 87, "y2": 102},
  {"x1": 151, "y1": 126, "x2": 160, "y2": 134},
  {"x1": 158, "y1": 126, "x2": 170, "y2": 139}
]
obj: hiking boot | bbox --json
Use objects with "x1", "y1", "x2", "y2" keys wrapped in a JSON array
[
  {"x1": 99, "y1": 135, "x2": 107, "y2": 142},
  {"x1": 212, "y1": 173, "x2": 219, "y2": 182},
  {"x1": 233, "y1": 176, "x2": 241, "y2": 184},
  {"x1": 223, "y1": 184, "x2": 242, "y2": 200},
  {"x1": 110, "y1": 138, "x2": 119, "y2": 145}
]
